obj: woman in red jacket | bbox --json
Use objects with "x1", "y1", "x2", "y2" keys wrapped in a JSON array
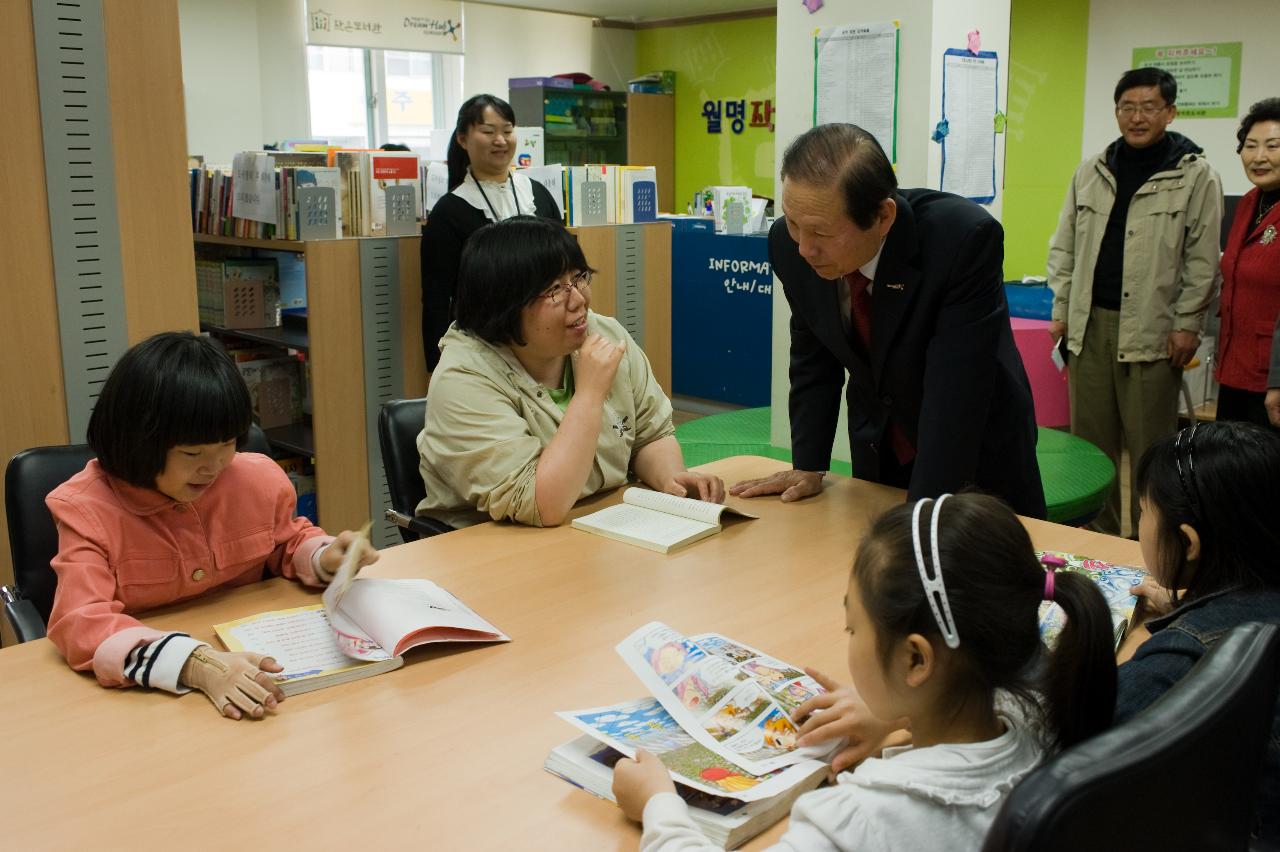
[{"x1": 1217, "y1": 98, "x2": 1280, "y2": 426}]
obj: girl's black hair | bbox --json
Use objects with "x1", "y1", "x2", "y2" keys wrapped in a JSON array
[
  {"x1": 1235, "y1": 98, "x2": 1280, "y2": 153},
  {"x1": 446, "y1": 94, "x2": 517, "y2": 191},
  {"x1": 1135, "y1": 421, "x2": 1280, "y2": 603},
  {"x1": 853, "y1": 493, "x2": 1117, "y2": 750},
  {"x1": 454, "y1": 216, "x2": 594, "y2": 346},
  {"x1": 86, "y1": 332, "x2": 252, "y2": 487}
]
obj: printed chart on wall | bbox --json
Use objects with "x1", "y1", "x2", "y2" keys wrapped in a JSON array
[
  {"x1": 813, "y1": 21, "x2": 900, "y2": 162},
  {"x1": 1132, "y1": 43, "x2": 1242, "y2": 119},
  {"x1": 939, "y1": 49, "x2": 998, "y2": 204}
]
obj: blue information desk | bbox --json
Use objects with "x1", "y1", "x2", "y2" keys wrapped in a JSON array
[{"x1": 671, "y1": 229, "x2": 773, "y2": 406}]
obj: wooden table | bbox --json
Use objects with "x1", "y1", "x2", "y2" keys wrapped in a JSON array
[{"x1": 0, "y1": 457, "x2": 1142, "y2": 850}]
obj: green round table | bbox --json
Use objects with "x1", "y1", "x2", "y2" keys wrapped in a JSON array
[{"x1": 675, "y1": 407, "x2": 1115, "y2": 526}]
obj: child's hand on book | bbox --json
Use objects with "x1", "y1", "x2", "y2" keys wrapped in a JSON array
[
  {"x1": 320, "y1": 529, "x2": 380, "y2": 580},
  {"x1": 612, "y1": 749, "x2": 676, "y2": 821},
  {"x1": 180, "y1": 646, "x2": 286, "y2": 720},
  {"x1": 573, "y1": 334, "x2": 626, "y2": 400},
  {"x1": 1130, "y1": 576, "x2": 1178, "y2": 621},
  {"x1": 661, "y1": 470, "x2": 726, "y2": 503},
  {"x1": 793, "y1": 667, "x2": 909, "y2": 774}
]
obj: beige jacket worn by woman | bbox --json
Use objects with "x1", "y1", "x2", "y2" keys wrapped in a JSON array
[
  {"x1": 1048, "y1": 142, "x2": 1222, "y2": 362},
  {"x1": 416, "y1": 311, "x2": 675, "y2": 528}
]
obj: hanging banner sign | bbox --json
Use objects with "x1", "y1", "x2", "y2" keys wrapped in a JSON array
[
  {"x1": 306, "y1": 0, "x2": 464, "y2": 54},
  {"x1": 1132, "y1": 42, "x2": 1242, "y2": 119}
]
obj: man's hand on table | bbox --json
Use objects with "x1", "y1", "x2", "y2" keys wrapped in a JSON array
[{"x1": 729, "y1": 469, "x2": 824, "y2": 503}]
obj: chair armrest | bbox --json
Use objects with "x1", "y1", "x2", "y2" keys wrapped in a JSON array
[
  {"x1": 384, "y1": 509, "x2": 454, "y2": 540},
  {"x1": 1, "y1": 587, "x2": 47, "y2": 643}
]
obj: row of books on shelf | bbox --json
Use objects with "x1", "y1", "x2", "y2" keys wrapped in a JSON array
[
  {"x1": 507, "y1": 164, "x2": 659, "y2": 227},
  {"x1": 189, "y1": 149, "x2": 421, "y2": 240},
  {"x1": 189, "y1": 148, "x2": 661, "y2": 241}
]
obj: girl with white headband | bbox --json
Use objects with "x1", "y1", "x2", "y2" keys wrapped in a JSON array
[{"x1": 613, "y1": 492, "x2": 1116, "y2": 851}]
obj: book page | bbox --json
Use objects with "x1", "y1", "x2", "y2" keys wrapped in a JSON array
[
  {"x1": 577, "y1": 503, "x2": 716, "y2": 550},
  {"x1": 557, "y1": 697, "x2": 825, "y2": 802},
  {"x1": 215, "y1": 605, "x2": 380, "y2": 685},
  {"x1": 624, "y1": 488, "x2": 727, "y2": 525},
  {"x1": 616, "y1": 622, "x2": 831, "y2": 775},
  {"x1": 624, "y1": 488, "x2": 759, "y2": 525},
  {"x1": 335, "y1": 578, "x2": 508, "y2": 658}
]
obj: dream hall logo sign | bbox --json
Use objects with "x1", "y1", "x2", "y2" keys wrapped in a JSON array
[{"x1": 404, "y1": 15, "x2": 462, "y2": 42}]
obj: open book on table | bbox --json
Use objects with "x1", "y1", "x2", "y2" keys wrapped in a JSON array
[
  {"x1": 571, "y1": 488, "x2": 758, "y2": 554},
  {"x1": 1037, "y1": 550, "x2": 1147, "y2": 650},
  {"x1": 548, "y1": 623, "x2": 833, "y2": 847},
  {"x1": 214, "y1": 526, "x2": 508, "y2": 695}
]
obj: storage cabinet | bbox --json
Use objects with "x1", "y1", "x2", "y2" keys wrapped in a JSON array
[
  {"x1": 194, "y1": 234, "x2": 427, "y2": 549},
  {"x1": 509, "y1": 86, "x2": 629, "y2": 166}
]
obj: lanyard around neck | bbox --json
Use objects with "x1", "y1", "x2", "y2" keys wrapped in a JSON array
[{"x1": 469, "y1": 168, "x2": 520, "y2": 220}]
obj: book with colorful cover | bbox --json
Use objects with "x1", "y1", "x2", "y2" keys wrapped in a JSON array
[
  {"x1": 1037, "y1": 550, "x2": 1147, "y2": 650},
  {"x1": 547, "y1": 623, "x2": 835, "y2": 847}
]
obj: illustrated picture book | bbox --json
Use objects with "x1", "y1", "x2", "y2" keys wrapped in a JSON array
[
  {"x1": 547, "y1": 622, "x2": 834, "y2": 847},
  {"x1": 215, "y1": 525, "x2": 508, "y2": 695},
  {"x1": 571, "y1": 488, "x2": 758, "y2": 554},
  {"x1": 1037, "y1": 550, "x2": 1147, "y2": 649}
]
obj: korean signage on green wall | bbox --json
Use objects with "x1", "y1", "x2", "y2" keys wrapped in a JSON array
[{"x1": 1132, "y1": 42, "x2": 1242, "y2": 118}]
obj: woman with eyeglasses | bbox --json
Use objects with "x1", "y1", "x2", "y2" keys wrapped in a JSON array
[
  {"x1": 421, "y1": 94, "x2": 562, "y2": 373},
  {"x1": 415, "y1": 216, "x2": 724, "y2": 528},
  {"x1": 1215, "y1": 98, "x2": 1280, "y2": 428}
]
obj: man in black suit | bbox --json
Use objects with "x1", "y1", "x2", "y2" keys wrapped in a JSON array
[{"x1": 731, "y1": 123, "x2": 1046, "y2": 518}]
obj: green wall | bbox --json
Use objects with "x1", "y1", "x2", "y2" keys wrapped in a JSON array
[
  {"x1": 635, "y1": 16, "x2": 777, "y2": 211},
  {"x1": 1003, "y1": 0, "x2": 1090, "y2": 279}
]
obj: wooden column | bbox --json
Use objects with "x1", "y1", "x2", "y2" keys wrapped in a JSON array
[{"x1": 0, "y1": 2, "x2": 69, "y2": 600}]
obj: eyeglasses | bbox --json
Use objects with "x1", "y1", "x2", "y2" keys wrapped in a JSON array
[
  {"x1": 541, "y1": 271, "x2": 593, "y2": 306},
  {"x1": 1116, "y1": 103, "x2": 1168, "y2": 118}
]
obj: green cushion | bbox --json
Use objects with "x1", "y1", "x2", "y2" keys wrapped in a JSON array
[{"x1": 675, "y1": 407, "x2": 1114, "y2": 525}]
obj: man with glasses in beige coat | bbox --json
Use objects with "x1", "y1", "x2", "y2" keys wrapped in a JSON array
[{"x1": 1048, "y1": 67, "x2": 1222, "y2": 536}]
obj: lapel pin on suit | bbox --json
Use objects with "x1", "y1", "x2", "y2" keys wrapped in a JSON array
[{"x1": 884, "y1": 282, "x2": 905, "y2": 291}]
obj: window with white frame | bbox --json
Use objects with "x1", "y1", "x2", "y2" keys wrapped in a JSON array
[{"x1": 306, "y1": 45, "x2": 462, "y2": 151}]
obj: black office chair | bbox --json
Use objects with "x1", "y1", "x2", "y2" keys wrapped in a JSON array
[
  {"x1": 378, "y1": 398, "x2": 453, "y2": 543},
  {"x1": 2, "y1": 425, "x2": 274, "y2": 644},
  {"x1": 982, "y1": 621, "x2": 1280, "y2": 852}
]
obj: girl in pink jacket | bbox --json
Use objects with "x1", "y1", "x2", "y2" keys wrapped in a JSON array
[{"x1": 46, "y1": 332, "x2": 377, "y2": 719}]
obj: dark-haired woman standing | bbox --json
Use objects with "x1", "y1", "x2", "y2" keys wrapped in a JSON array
[
  {"x1": 421, "y1": 94, "x2": 561, "y2": 372},
  {"x1": 1216, "y1": 97, "x2": 1280, "y2": 427},
  {"x1": 416, "y1": 217, "x2": 722, "y2": 529}
]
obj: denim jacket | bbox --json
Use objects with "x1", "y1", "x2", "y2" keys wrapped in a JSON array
[{"x1": 1116, "y1": 586, "x2": 1280, "y2": 842}]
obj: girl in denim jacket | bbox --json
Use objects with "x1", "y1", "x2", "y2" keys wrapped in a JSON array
[{"x1": 1123, "y1": 420, "x2": 1280, "y2": 841}]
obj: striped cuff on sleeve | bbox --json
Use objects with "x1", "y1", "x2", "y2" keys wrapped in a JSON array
[
  {"x1": 123, "y1": 633, "x2": 207, "y2": 694},
  {"x1": 312, "y1": 541, "x2": 335, "y2": 583}
]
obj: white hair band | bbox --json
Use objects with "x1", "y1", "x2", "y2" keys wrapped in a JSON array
[{"x1": 911, "y1": 494, "x2": 960, "y2": 649}]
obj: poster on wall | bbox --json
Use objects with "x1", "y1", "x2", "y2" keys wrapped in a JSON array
[
  {"x1": 306, "y1": 0, "x2": 464, "y2": 54},
  {"x1": 939, "y1": 49, "x2": 998, "y2": 204},
  {"x1": 813, "y1": 21, "x2": 899, "y2": 162},
  {"x1": 1131, "y1": 42, "x2": 1241, "y2": 118}
]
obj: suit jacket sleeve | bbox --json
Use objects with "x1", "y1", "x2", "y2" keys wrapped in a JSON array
[
  {"x1": 909, "y1": 217, "x2": 1006, "y2": 500},
  {"x1": 773, "y1": 235, "x2": 844, "y2": 472}
]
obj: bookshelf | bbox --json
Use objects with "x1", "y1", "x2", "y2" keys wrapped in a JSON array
[
  {"x1": 194, "y1": 234, "x2": 428, "y2": 549},
  {"x1": 509, "y1": 87, "x2": 629, "y2": 166}
]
